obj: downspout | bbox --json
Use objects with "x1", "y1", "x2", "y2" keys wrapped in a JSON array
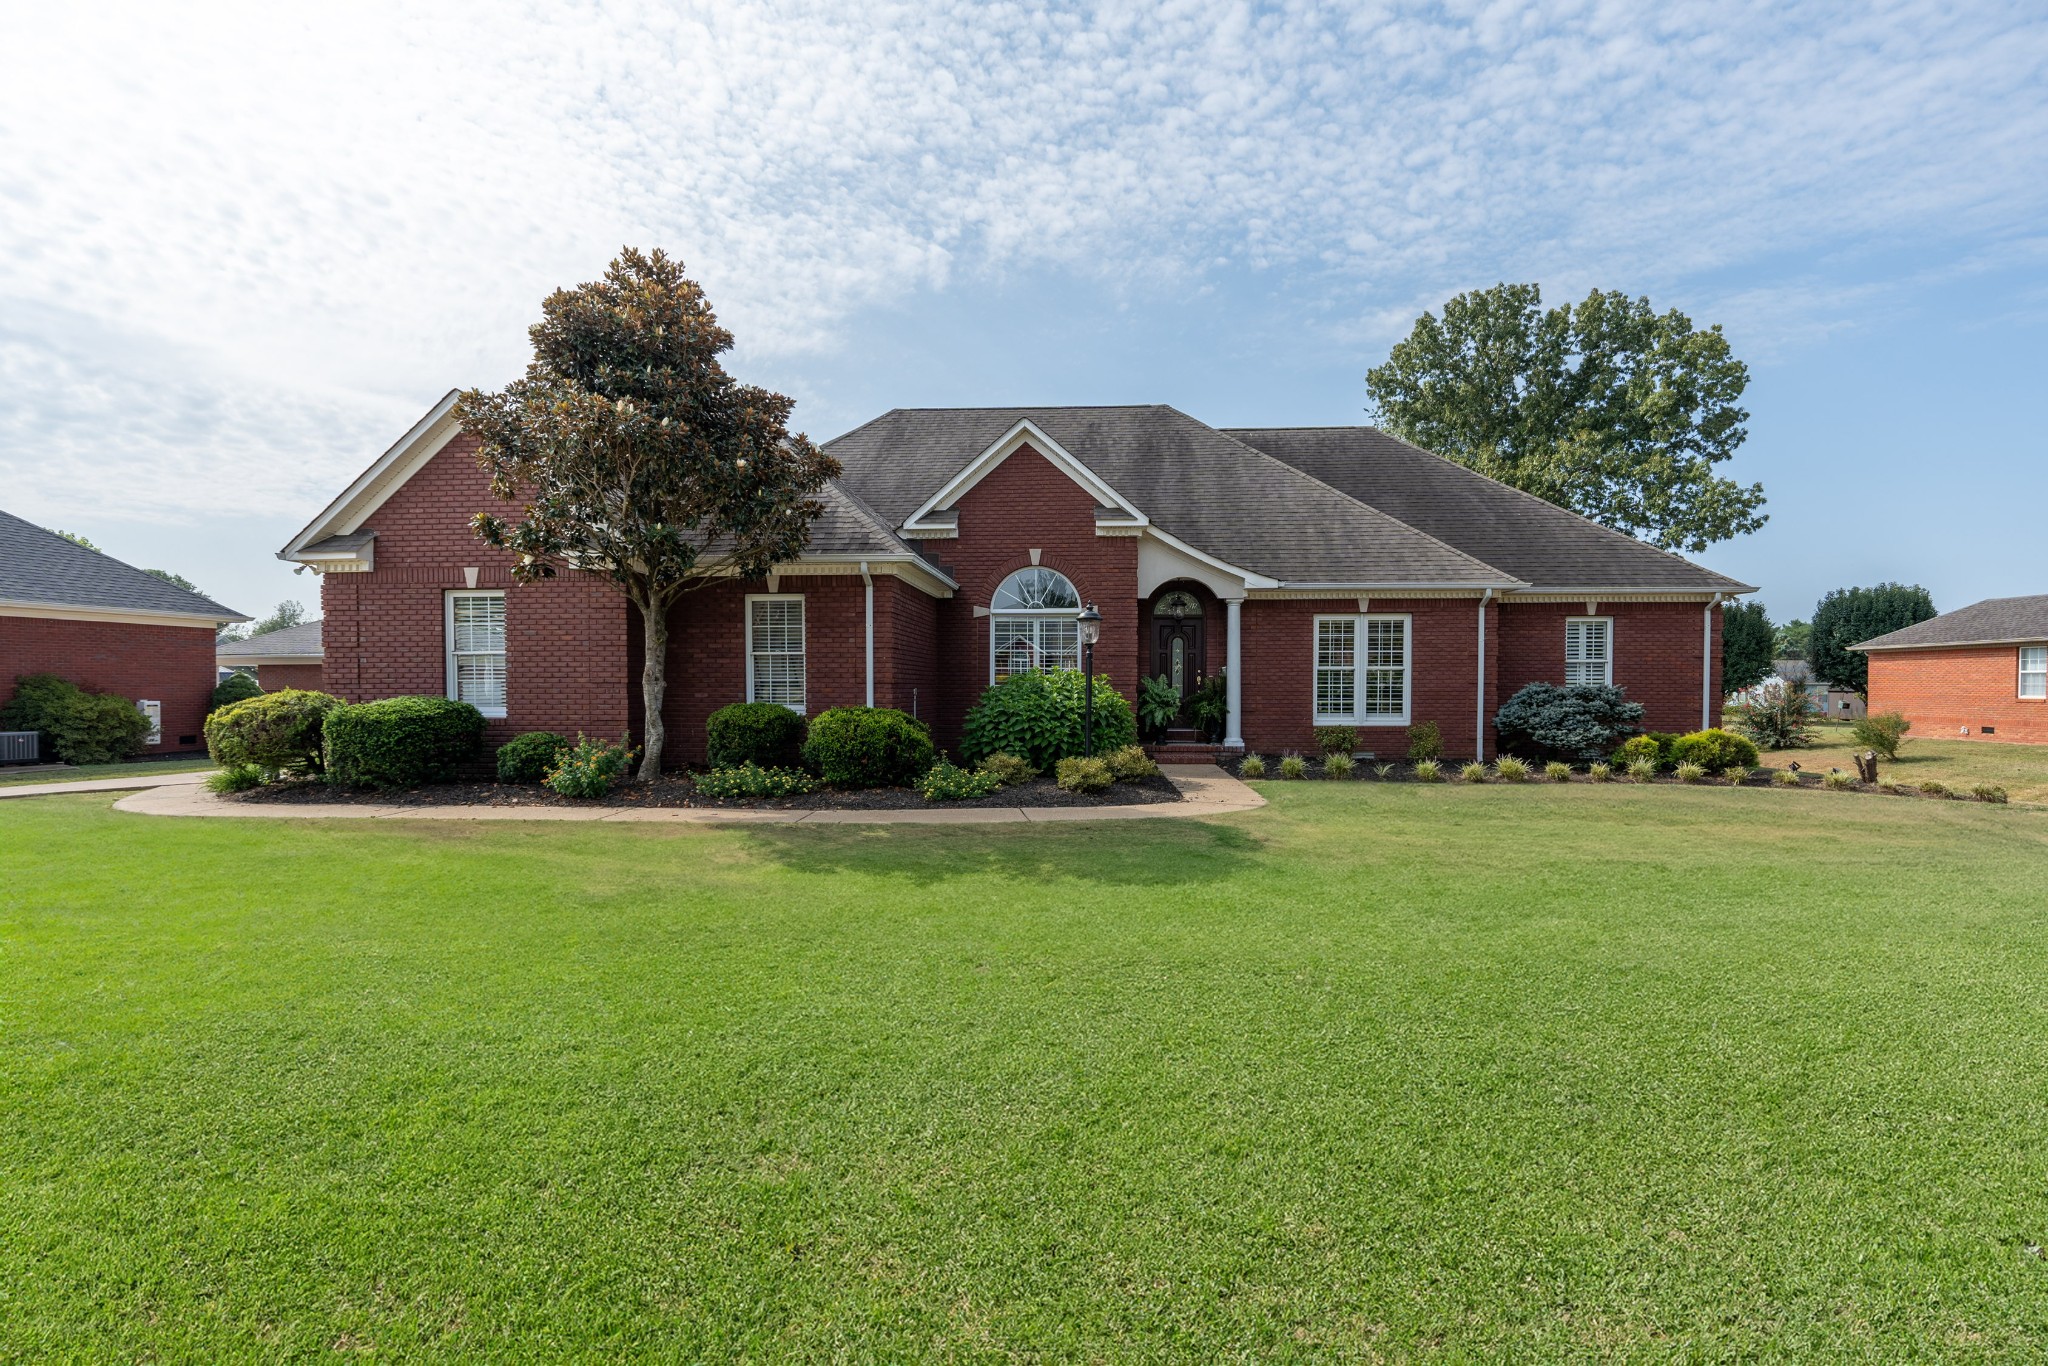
[
  {"x1": 860, "y1": 561, "x2": 875, "y2": 709},
  {"x1": 1476, "y1": 588, "x2": 1493, "y2": 762},
  {"x1": 1702, "y1": 593, "x2": 1721, "y2": 730}
]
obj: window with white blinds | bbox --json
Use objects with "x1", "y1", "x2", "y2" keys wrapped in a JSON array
[
  {"x1": 2021, "y1": 646, "x2": 2047, "y2": 700},
  {"x1": 1314, "y1": 614, "x2": 1410, "y2": 724},
  {"x1": 747, "y1": 596, "x2": 806, "y2": 711},
  {"x1": 1565, "y1": 617, "x2": 1613, "y2": 687},
  {"x1": 446, "y1": 591, "x2": 507, "y2": 716}
]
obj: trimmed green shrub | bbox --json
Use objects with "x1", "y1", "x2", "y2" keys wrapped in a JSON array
[
  {"x1": 959, "y1": 671, "x2": 1136, "y2": 769},
  {"x1": 1611, "y1": 735, "x2": 1663, "y2": 768},
  {"x1": 1314, "y1": 725, "x2": 1357, "y2": 756},
  {"x1": 325, "y1": 696, "x2": 487, "y2": 788},
  {"x1": 1411, "y1": 759, "x2": 1443, "y2": 782},
  {"x1": 1238, "y1": 754, "x2": 1267, "y2": 779},
  {"x1": 802, "y1": 707, "x2": 934, "y2": 788},
  {"x1": 497, "y1": 731, "x2": 571, "y2": 783},
  {"x1": 1851, "y1": 711, "x2": 1911, "y2": 761},
  {"x1": 1544, "y1": 760, "x2": 1573, "y2": 782},
  {"x1": 918, "y1": 761, "x2": 1004, "y2": 802},
  {"x1": 1492, "y1": 682, "x2": 1645, "y2": 762},
  {"x1": 0, "y1": 673, "x2": 151, "y2": 765},
  {"x1": 695, "y1": 763, "x2": 817, "y2": 800},
  {"x1": 977, "y1": 753, "x2": 1038, "y2": 787},
  {"x1": 1406, "y1": 721, "x2": 1444, "y2": 762},
  {"x1": 1103, "y1": 744, "x2": 1159, "y2": 781},
  {"x1": 1277, "y1": 753, "x2": 1308, "y2": 780},
  {"x1": 545, "y1": 734, "x2": 637, "y2": 799},
  {"x1": 1492, "y1": 756, "x2": 1530, "y2": 782},
  {"x1": 1667, "y1": 728, "x2": 1760, "y2": 774},
  {"x1": 209, "y1": 672, "x2": 263, "y2": 713},
  {"x1": 1054, "y1": 756, "x2": 1113, "y2": 793},
  {"x1": 206, "y1": 764, "x2": 264, "y2": 794},
  {"x1": 706, "y1": 701, "x2": 807, "y2": 769},
  {"x1": 1322, "y1": 751, "x2": 1355, "y2": 779},
  {"x1": 204, "y1": 688, "x2": 342, "y2": 775}
]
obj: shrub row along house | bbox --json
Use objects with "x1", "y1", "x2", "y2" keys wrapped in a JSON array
[
  {"x1": 1856, "y1": 594, "x2": 2048, "y2": 744},
  {"x1": 1, "y1": 507, "x2": 245, "y2": 756},
  {"x1": 280, "y1": 398, "x2": 1753, "y2": 765}
]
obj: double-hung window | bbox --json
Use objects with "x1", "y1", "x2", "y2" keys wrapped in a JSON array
[
  {"x1": 2021, "y1": 646, "x2": 2047, "y2": 700},
  {"x1": 1313, "y1": 614, "x2": 1410, "y2": 725},
  {"x1": 446, "y1": 590, "x2": 507, "y2": 717},
  {"x1": 1565, "y1": 617, "x2": 1613, "y2": 687},
  {"x1": 747, "y1": 595, "x2": 807, "y2": 711}
]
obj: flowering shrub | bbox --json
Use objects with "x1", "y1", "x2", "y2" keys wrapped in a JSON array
[
  {"x1": 695, "y1": 763, "x2": 816, "y2": 800},
  {"x1": 977, "y1": 753, "x2": 1038, "y2": 786},
  {"x1": 1054, "y1": 756, "x2": 1113, "y2": 793},
  {"x1": 545, "y1": 734, "x2": 638, "y2": 799},
  {"x1": 918, "y1": 761, "x2": 1004, "y2": 802}
]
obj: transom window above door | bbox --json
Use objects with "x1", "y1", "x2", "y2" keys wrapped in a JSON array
[
  {"x1": 1153, "y1": 590, "x2": 1201, "y2": 619},
  {"x1": 991, "y1": 567, "x2": 1082, "y2": 681}
]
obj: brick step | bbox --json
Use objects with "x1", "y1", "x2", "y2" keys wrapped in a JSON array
[{"x1": 1145, "y1": 742, "x2": 1233, "y2": 767}]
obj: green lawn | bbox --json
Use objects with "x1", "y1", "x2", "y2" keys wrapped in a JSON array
[
  {"x1": 1790, "y1": 720, "x2": 2048, "y2": 806},
  {"x1": 5, "y1": 787, "x2": 2048, "y2": 1360},
  {"x1": 0, "y1": 753, "x2": 214, "y2": 787}
]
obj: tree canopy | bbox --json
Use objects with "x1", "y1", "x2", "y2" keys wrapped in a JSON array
[
  {"x1": 1773, "y1": 619, "x2": 1811, "y2": 660},
  {"x1": 1365, "y1": 284, "x2": 1766, "y2": 552},
  {"x1": 1810, "y1": 584, "x2": 1936, "y2": 695},
  {"x1": 143, "y1": 568, "x2": 202, "y2": 594},
  {"x1": 1721, "y1": 600, "x2": 1775, "y2": 693},
  {"x1": 457, "y1": 248, "x2": 840, "y2": 780}
]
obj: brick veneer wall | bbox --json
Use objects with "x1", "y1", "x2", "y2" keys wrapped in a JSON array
[
  {"x1": 1867, "y1": 647, "x2": 2048, "y2": 744},
  {"x1": 0, "y1": 615, "x2": 217, "y2": 753},
  {"x1": 319, "y1": 433, "x2": 630, "y2": 753},
  {"x1": 1495, "y1": 600, "x2": 1721, "y2": 738},
  {"x1": 256, "y1": 663, "x2": 324, "y2": 692}
]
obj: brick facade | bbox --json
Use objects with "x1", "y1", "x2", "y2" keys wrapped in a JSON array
[
  {"x1": 0, "y1": 614, "x2": 217, "y2": 753},
  {"x1": 255, "y1": 663, "x2": 324, "y2": 692},
  {"x1": 1867, "y1": 647, "x2": 2048, "y2": 744},
  {"x1": 1495, "y1": 600, "x2": 1722, "y2": 738}
]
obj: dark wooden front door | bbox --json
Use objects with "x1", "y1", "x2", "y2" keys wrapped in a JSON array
[{"x1": 1153, "y1": 616, "x2": 1204, "y2": 703}]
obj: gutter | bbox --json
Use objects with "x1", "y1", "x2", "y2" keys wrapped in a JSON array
[
  {"x1": 1703, "y1": 593, "x2": 1722, "y2": 729},
  {"x1": 1475, "y1": 588, "x2": 1493, "y2": 762},
  {"x1": 860, "y1": 561, "x2": 875, "y2": 708}
]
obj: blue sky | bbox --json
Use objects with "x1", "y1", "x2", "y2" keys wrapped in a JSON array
[{"x1": 2, "y1": 1, "x2": 2043, "y2": 628}]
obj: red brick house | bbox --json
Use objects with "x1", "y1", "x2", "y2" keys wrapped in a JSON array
[
  {"x1": 280, "y1": 396, "x2": 1752, "y2": 765},
  {"x1": 1, "y1": 507, "x2": 246, "y2": 755},
  {"x1": 216, "y1": 620, "x2": 325, "y2": 692},
  {"x1": 1856, "y1": 595, "x2": 2048, "y2": 744}
]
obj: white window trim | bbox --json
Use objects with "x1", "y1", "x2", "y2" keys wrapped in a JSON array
[
  {"x1": 1312, "y1": 613, "x2": 1412, "y2": 727},
  {"x1": 2020, "y1": 645, "x2": 2048, "y2": 700},
  {"x1": 444, "y1": 589, "x2": 508, "y2": 718},
  {"x1": 1566, "y1": 616, "x2": 1615, "y2": 687},
  {"x1": 745, "y1": 593, "x2": 807, "y2": 713},
  {"x1": 988, "y1": 614, "x2": 1083, "y2": 684}
]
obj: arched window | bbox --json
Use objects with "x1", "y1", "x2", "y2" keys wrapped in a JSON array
[{"x1": 990, "y1": 567, "x2": 1081, "y2": 681}]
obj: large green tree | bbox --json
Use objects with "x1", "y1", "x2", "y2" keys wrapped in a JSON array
[
  {"x1": 1773, "y1": 619, "x2": 1811, "y2": 660},
  {"x1": 1721, "y1": 600, "x2": 1775, "y2": 693},
  {"x1": 1810, "y1": 584, "x2": 1936, "y2": 695},
  {"x1": 1365, "y1": 284, "x2": 1766, "y2": 552},
  {"x1": 457, "y1": 248, "x2": 840, "y2": 780}
]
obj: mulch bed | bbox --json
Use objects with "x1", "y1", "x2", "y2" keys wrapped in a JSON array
[{"x1": 229, "y1": 771, "x2": 1183, "y2": 811}]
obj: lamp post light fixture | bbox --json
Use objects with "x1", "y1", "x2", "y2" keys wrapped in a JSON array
[{"x1": 1076, "y1": 602, "x2": 1102, "y2": 754}]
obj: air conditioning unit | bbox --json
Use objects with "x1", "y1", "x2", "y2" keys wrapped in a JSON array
[{"x1": 0, "y1": 731, "x2": 40, "y2": 764}]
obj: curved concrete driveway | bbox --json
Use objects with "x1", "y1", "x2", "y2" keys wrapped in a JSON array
[{"x1": 110, "y1": 765, "x2": 1263, "y2": 825}]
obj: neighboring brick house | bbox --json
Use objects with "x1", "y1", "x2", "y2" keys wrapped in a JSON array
[
  {"x1": 1, "y1": 507, "x2": 246, "y2": 756},
  {"x1": 280, "y1": 395, "x2": 1752, "y2": 765},
  {"x1": 1856, "y1": 595, "x2": 2048, "y2": 744},
  {"x1": 216, "y1": 619, "x2": 324, "y2": 692}
]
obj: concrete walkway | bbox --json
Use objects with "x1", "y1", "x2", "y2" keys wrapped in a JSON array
[
  {"x1": 110, "y1": 764, "x2": 1263, "y2": 825},
  {"x1": 0, "y1": 768, "x2": 216, "y2": 800}
]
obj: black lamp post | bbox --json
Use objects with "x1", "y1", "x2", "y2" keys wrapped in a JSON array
[{"x1": 1076, "y1": 602, "x2": 1102, "y2": 754}]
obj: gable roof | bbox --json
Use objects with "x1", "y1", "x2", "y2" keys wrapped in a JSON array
[
  {"x1": 216, "y1": 619, "x2": 323, "y2": 661},
  {"x1": 1224, "y1": 426, "x2": 1753, "y2": 594},
  {"x1": 1853, "y1": 595, "x2": 2048, "y2": 652},
  {"x1": 0, "y1": 508, "x2": 246, "y2": 624},
  {"x1": 825, "y1": 406, "x2": 1520, "y2": 588}
]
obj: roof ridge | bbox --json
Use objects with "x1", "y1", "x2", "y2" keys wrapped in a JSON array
[{"x1": 1163, "y1": 408, "x2": 1524, "y2": 585}]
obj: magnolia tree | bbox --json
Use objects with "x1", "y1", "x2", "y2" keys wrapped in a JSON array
[{"x1": 456, "y1": 249, "x2": 840, "y2": 780}]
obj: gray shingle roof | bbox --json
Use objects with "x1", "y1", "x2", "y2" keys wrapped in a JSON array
[
  {"x1": 1854, "y1": 595, "x2": 2048, "y2": 651},
  {"x1": 825, "y1": 407, "x2": 1517, "y2": 587},
  {"x1": 216, "y1": 620, "x2": 324, "y2": 659},
  {"x1": 807, "y1": 481, "x2": 924, "y2": 559},
  {"x1": 0, "y1": 507, "x2": 246, "y2": 620},
  {"x1": 1223, "y1": 426, "x2": 1753, "y2": 593}
]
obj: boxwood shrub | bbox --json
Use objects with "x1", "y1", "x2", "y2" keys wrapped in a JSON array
[
  {"x1": 958, "y1": 670, "x2": 1137, "y2": 769},
  {"x1": 324, "y1": 695, "x2": 487, "y2": 788},
  {"x1": 496, "y1": 730, "x2": 571, "y2": 783},
  {"x1": 800, "y1": 707, "x2": 934, "y2": 788},
  {"x1": 706, "y1": 701, "x2": 807, "y2": 768},
  {"x1": 1666, "y1": 727, "x2": 1760, "y2": 774},
  {"x1": 204, "y1": 688, "x2": 343, "y2": 775},
  {"x1": 1493, "y1": 682, "x2": 1644, "y2": 762},
  {"x1": 209, "y1": 672, "x2": 263, "y2": 713}
]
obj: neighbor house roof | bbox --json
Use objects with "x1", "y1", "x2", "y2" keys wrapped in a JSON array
[
  {"x1": 1223, "y1": 426, "x2": 1753, "y2": 594},
  {"x1": 0, "y1": 507, "x2": 246, "y2": 625},
  {"x1": 825, "y1": 406, "x2": 1521, "y2": 589},
  {"x1": 1853, "y1": 595, "x2": 2048, "y2": 652},
  {"x1": 216, "y1": 619, "x2": 323, "y2": 663}
]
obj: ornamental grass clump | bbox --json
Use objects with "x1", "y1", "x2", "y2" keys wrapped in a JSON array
[
  {"x1": 1544, "y1": 760, "x2": 1573, "y2": 782},
  {"x1": 1054, "y1": 755, "x2": 1113, "y2": 793},
  {"x1": 1460, "y1": 762, "x2": 1488, "y2": 783},
  {"x1": 1374, "y1": 762, "x2": 1397, "y2": 780},
  {"x1": 695, "y1": 763, "x2": 817, "y2": 800},
  {"x1": 1322, "y1": 751, "x2": 1355, "y2": 779},
  {"x1": 1725, "y1": 766, "x2": 1753, "y2": 786},
  {"x1": 205, "y1": 764, "x2": 264, "y2": 794},
  {"x1": 1772, "y1": 768, "x2": 1801, "y2": 788},
  {"x1": 1822, "y1": 768, "x2": 1856, "y2": 791},
  {"x1": 1673, "y1": 761, "x2": 1707, "y2": 784},
  {"x1": 1411, "y1": 759, "x2": 1443, "y2": 782},
  {"x1": 1492, "y1": 756, "x2": 1531, "y2": 782},
  {"x1": 1626, "y1": 757, "x2": 1658, "y2": 782},
  {"x1": 1104, "y1": 744, "x2": 1159, "y2": 781},
  {"x1": 1972, "y1": 783, "x2": 2009, "y2": 804},
  {"x1": 545, "y1": 734, "x2": 638, "y2": 799},
  {"x1": 1237, "y1": 754, "x2": 1267, "y2": 779},
  {"x1": 917, "y1": 761, "x2": 1004, "y2": 802},
  {"x1": 1277, "y1": 753, "x2": 1308, "y2": 780},
  {"x1": 1586, "y1": 761, "x2": 1613, "y2": 783},
  {"x1": 1920, "y1": 779, "x2": 1949, "y2": 797},
  {"x1": 977, "y1": 753, "x2": 1037, "y2": 787}
]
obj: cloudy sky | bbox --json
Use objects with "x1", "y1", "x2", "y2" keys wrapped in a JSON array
[{"x1": 3, "y1": 0, "x2": 2043, "y2": 624}]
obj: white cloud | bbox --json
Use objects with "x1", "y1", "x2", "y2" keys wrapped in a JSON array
[{"x1": 1, "y1": 0, "x2": 2044, "y2": 525}]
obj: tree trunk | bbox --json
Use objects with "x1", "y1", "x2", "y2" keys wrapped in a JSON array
[{"x1": 638, "y1": 592, "x2": 669, "y2": 782}]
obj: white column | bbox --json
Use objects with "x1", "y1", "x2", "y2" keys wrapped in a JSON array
[{"x1": 1224, "y1": 596, "x2": 1244, "y2": 749}]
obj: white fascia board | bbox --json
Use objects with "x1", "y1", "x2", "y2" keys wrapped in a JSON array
[
  {"x1": 793, "y1": 553, "x2": 958, "y2": 597},
  {"x1": 1137, "y1": 525, "x2": 1279, "y2": 592},
  {"x1": 899, "y1": 419, "x2": 1139, "y2": 533},
  {"x1": 279, "y1": 390, "x2": 463, "y2": 560},
  {"x1": 1269, "y1": 579, "x2": 1527, "y2": 592},
  {"x1": 1506, "y1": 583, "x2": 1755, "y2": 598},
  {"x1": 1853, "y1": 636, "x2": 2048, "y2": 653}
]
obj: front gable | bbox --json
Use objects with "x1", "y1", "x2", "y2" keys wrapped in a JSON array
[{"x1": 899, "y1": 419, "x2": 1140, "y2": 539}]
